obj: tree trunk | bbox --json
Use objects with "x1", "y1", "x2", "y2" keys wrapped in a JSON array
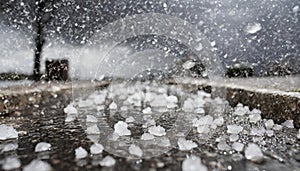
[
  {"x1": 33, "y1": 25, "x2": 44, "y2": 81},
  {"x1": 32, "y1": 1, "x2": 45, "y2": 81}
]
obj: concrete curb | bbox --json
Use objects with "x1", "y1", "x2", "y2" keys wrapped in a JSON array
[
  {"x1": 0, "y1": 81, "x2": 109, "y2": 116},
  {"x1": 175, "y1": 78, "x2": 300, "y2": 128}
]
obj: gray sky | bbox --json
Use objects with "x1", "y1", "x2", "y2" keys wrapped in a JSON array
[{"x1": 0, "y1": 0, "x2": 299, "y2": 77}]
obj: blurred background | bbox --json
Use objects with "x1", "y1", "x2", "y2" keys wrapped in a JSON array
[{"x1": 0, "y1": 0, "x2": 299, "y2": 80}]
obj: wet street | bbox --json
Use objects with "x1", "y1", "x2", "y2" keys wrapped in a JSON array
[{"x1": 0, "y1": 82, "x2": 300, "y2": 171}]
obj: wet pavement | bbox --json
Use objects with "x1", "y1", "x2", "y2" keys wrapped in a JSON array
[{"x1": 0, "y1": 82, "x2": 300, "y2": 171}]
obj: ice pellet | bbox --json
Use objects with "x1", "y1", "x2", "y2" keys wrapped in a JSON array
[
  {"x1": 129, "y1": 144, "x2": 143, "y2": 157},
  {"x1": 245, "y1": 143, "x2": 264, "y2": 163},
  {"x1": 75, "y1": 147, "x2": 88, "y2": 159},
  {"x1": 213, "y1": 117, "x2": 224, "y2": 126},
  {"x1": 100, "y1": 156, "x2": 116, "y2": 167},
  {"x1": 227, "y1": 125, "x2": 243, "y2": 134},
  {"x1": 86, "y1": 124, "x2": 100, "y2": 134},
  {"x1": 86, "y1": 115, "x2": 97, "y2": 123},
  {"x1": 232, "y1": 142, "x2": 244, "y2": 152},
  {"x1": 2, "y1": 157, "x2": 21, "y2": 170},
  {"x1": 264, "y1": 119, "x2": 274, "y2": 129},
  {"x1": 35, "y1": 142, "x2": 51, "y2": 152},
  {"x1": 178, "y1": 138, "x2": 198, "y2": 151},
  {"x1": 0, "y1": 124, "x2": 18, "y2": 140},
  {"x1": 148, "y1": 125, "x2": 166, "y2": 136},
  {"x1": 141, "y1": 133, "x2": 155, "y2": 140},
  {"x1": 23, "y1": 159, "x2": 52, "y2": 171},
  {"x1": 114, "y1": 121, "x2": 131, "y2": 136},
  {"x1": 249, "y1": 114, "x2": 261, "y2": 123},
  {"x1": 281, "y1": 120, "x2": 294, "y2": 128},
  {"x1": 273, "y1": 124, "x2": 283, "y2": 131},
  {"x1": 63, "y1": 104, "x2": 78, "y2": 114},
  {"x1": 125, "y1": 116, "x2": 135, "y2": 123},
  {"x1": 142, "y1": 107, "x2": 152, "y2": 114},
  {"x1": 109, "y1": 102, "x2": 118, "y2": 110},
  {"x1": 229, "y1": 134, "x2": 239, "y2": 142},
  {"x1": 90, "y1": 143, "x2": 104, "y2": 155},
  {"x1": 182, "y1": 155, "x2": 208, "y2": 171}
]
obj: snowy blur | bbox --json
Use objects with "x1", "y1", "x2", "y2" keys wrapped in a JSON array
[{"x1": 0, "y1": 0, "x2": 299, "y2": 78}]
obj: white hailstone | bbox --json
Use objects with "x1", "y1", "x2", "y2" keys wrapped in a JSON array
[
  {"x1": 141, "y1": 133, "x2": 155, "y2": 140},
  {"x1": 129, "y1": 144, "x2": 143, "y2": 157},
  {"x1": 182, "y1": 60, "x2": 196, "y2": 70},
  {"x1": 244, "y1": 143, "x2": 264, "y2": 163},
  {"x1": 100, "y1": 156, "x2": 116, "y2": 167},
  {"x1": 166, "y1": 95, "x2": 178, "y2": 103},
  {"x1": 292, "y1": 5, "x2": 299, "y2": 13},
  {"x1": 227, "y1": 125, "x2": 243, "y2": 134},
  {"x1": 273, "y1": 124, "x2": 283, "y2": 131},
  {"x1": 86, "y1": 124, "x2": 100, "y2": 134},
  {"x1": 236, "y1": 103, "x2": 243, "y2": 108},
  {"x1": 75, "y1": 147, "x2": 88, "y2": 159},
  {"x1": 266, "y1": 130, "x2": 274, "y2": 137},
  {"x1": 2, "y1": 157, "x2": 21, "y2": 170},
  {"x1": 210, "y1": 123, "x2": 217, "y2": 130},
  {"x1": 86, "y1": 115, "x2": 98, "y2": 123},
  {"x1": 264, "y1": 119, "x2": 274, "y2": 129},
  {"x1": 195, "y1": 108, "x2": 205, "y2": 114},
  {"x1": 297, "y1": 129, "x2": 300, "y2": 139},
  {"x1": 148, "y1": 126, "x2": 166, "y2": 136},
  {"x1": 249, "y1": 114, "x2": 261, "y2": 123},
  {"x1": 281, "y1": 120, "x2": 294, "y2": 128},
  {"x1": 167, "y1": 102, "x2": 178, "y2": 109},
  {"x1": 142, "y1": 118, "x2": 156, "y2": 128},
  {"x1": 217, "y1": 141, "x2": 231, "y2": 151},
  {"x1": 233, "y1": 105, "x2": 248, "y2": 116},
  {"x1": 35, "y1": 142, "x2": 51, "y2": 152},
  {"x1": 114, "y1": 121, "x2": 131, "y2": 136},
  {"x1": 90, "y1": 143, "x2": 104, "y2": 155},
  {"x1": 2, "y1": 143, "x2": 18, "y2": 152},
  {"x1": 252, "y1": 136, "x2": 264, "y2": 143},
  {"x1": 63, "y1": 104, "x2": 78, "y2": 114},
  {"x1": 249, "y1": 108, "x2": 262, "y2": 115},
  {"x1": 182, "y1": 155, "x2": 207, "y2": 171},
  {"x1": 109, "y1": 102, "x2": 118, "y2": 110},
  {"x1": 250, "y1": 127, "x2": 266, "y2": 136},
  {"x1": 197, "y1": 125, "x2": 210, "y2": 134},
  {"x1": 142, "y1": 107, "x2": 152, "y2": 114},
  {"x1": 194, "y1": 115, "x2": 214, "y2": 127},
  {"x1": 232, "y1": 142, "x2": 244, "y2": 152},
  {"x1": 0, "y1": 124, "x2": 18, "y2": 140},
  {"x1": 229, "y1": 134, "x2": 239, "y2": 142},
  {"x1": 178, "y1": 138, "x2": 198, "y2": 151},
  {"x1": 244, "y1": 22, "x2": 262, "y2": 34},
  {"x1": 65, "y1": 114, "x2": 77, "y2": 123},
  {"x1": 158, "y1": 137, "x2": 171, "y2": 147},
  {"x1": 197, "y1": 91, "x2": 211, "y2": 98},
  {"x1": 23, "y1": 159, "x2": 52, "y2": 171},
  {"x1": 213, "y1": 117, "x2": 224, "y2": 126},
  {"x1": 125, "y1": 116, "x2": 135, "y2": 123}
]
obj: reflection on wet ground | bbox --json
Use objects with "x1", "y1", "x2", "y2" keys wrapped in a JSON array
[{"x1": 0, "y1": 83, "x2": 300, "y2": 171}]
